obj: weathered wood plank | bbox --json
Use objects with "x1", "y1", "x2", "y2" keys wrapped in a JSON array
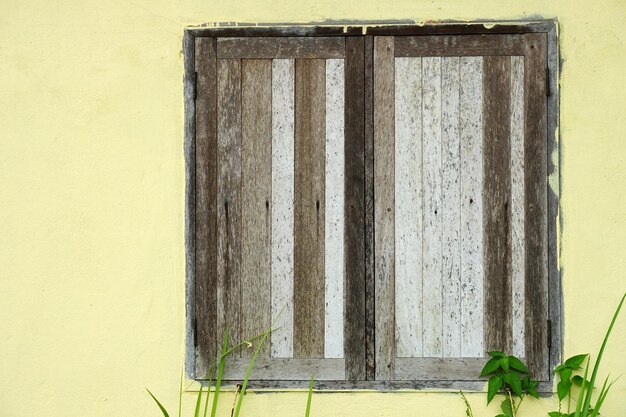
[
  {"x1": 216, "y1": 58, "x2": 242, "y2": 353},
  {"x1": 510, "y1": 55, "x2": 526, "y2": 359},
  {"x1": 422, "y1": 56, "x2": 443, "y2": 358},
  {"x1": 324, "y1": 58, "x2": 345, "y2": 360},
  {"x1": 217, "y1": 37, "x2": 345, "y2": 59},
  {"x1": 459, "y1": 56, "x2": 484, "y2": 357},
  {"x1": 394, "y1": 35, "x2": 527, "y2": 57},
  {"x1": 524, "y1": 33, "x2": 549, "y2": 380},
  {"x1": 194, "y1": 37, "x2": 218, "y2": 371},
  {"x1": 483, "y1": 55, "x2": 513, "y2": 354},
  {"x1": 395, "y1": 358, "x2": 489, "y2": 381},
  {"x1": 373, "y1": 36, "x2": 395, "y2": 379},
  {"x1": 394, "y1": 56, "x2": 423, "y2": 358},
  {"x1": 293, "y1": 58, "x2": 326, "y2": 358},
  {"x1": 223, "y1": 358, "x2": 345, "y2": 381},
  {"x1": 240, "y1": 59, "x2": 272, "y2": 357},
  {"x1": 271, "y1": 59, "x2": 295, "y2": 359},
  {"x1": 441, "y1": 56, "x2": 462, "y2": 358},
  {"x1": 344, "y1": 37, "x2": 366, "y2": 380}
]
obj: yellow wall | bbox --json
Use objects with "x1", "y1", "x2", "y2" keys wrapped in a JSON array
[{"x1": 1, "y1": 0, "x2": 625, "y2": 416}]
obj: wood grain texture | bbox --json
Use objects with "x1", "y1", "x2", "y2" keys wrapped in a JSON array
[
  {"x1": 394, "y1": 57, "x2": 423, "y2": 358},
  {"x1": 271, "y1": 59, "x2": 295, "y2": 358},
  {"x1": 483, "y1": 55, "x2": 513, "y2": 354},
  {"x1": 293, "y1": 58, "x2": 326, "y2": 358},
  {"x1": 217, "y1": 37, "x2": 345, "y2": 59},
  {"x1": 441, "y1": 56, "x2": 462, "y2": 358},
  {"x1": 394, "y1": 35, "x2": 527, "y2": 57},
  {"x1": 459, "y1": 57, "x2": 484, "y2": 357},
  {"x1": 217, "y1": 58, "x2": 242, "y2": 353},
  {"x1": 373, "y1": 36, "x2": 395, "y2": 379},
  {"x1": 344, "y1": 37, "x2": 367, "y2": 380},
  {"x1": 422, "y1": 56, "x2": 443, "y2": 358},
  {"x1": 222, "y1": 358, "x2": 346, "y2": 380},
  {"x1": 394, "y1": 358, "x2": 488, "y2": 381},
  {"x1": 523, "y1": 33, "x2": 548, "y2": 380},
  {"x1": 324, "y1": 58, "x2": 345, "y2": 360},
  {"x1": 510, "y1": 55, "x2": 526, "y2": 359},
  {"x1": 194, "y1": 37, "x2": 218, "y2": 371},
  {"x1": 240, "y1": 59, "x2": 272, "y2": 357}
]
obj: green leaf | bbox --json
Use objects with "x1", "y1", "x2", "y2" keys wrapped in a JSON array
[
  {"x1": 146, "y1": 389, "x2": 171, "y2": 417},
  {"x1": 500, "y1": 398, "x2": 514, "y2": 417},
  {"x1": 500, "y1": 356, "x2": 510, "y2": 372},
  {"x1": 508, "y1": 356, "x2": 529, "y2": 373},
  {"x1": 488, "y1": 351, "x2": 506, "y2": 358},
  {"x1": 528, "y1": 388, "x2": 539, "y2": 399},
  {"x1": 487, "y1": 376, "x2": 502, "y2": 404},
  {"x1": 571, "y1": 375, "x2": 588, "y2": 387},
  {"x1": 557, "y1": 378, "x2": 572, "y2": 401},
  {"x1": 509, "y1": 372, "x2": 522, "y2": 397},
  {"x1": 502, "y1": 373, "x2": 511, "y2": 386},
  {"x1": 495, "y1": 415, "x2": 507, "y2": 417},
  {"x1": 564, "y1": 354, "x2": 588, "y2": 370},
  {"x1": 305, "y1": 373, "x2": 314, "y2": 417},
  {"x1": 481, "y1": 357, "x2": 501, "y2": 377},
  {"x1": 549, "y1": 412, "x2": 565, "y2": 417}
]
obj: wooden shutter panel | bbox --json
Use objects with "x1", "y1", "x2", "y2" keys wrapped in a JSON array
[
  {"x1": 194, "y1": 36, "x2": 367, "y2": 383},
  {"x1": 372, "y1": 34, "x2": 549, "y2": 381}
]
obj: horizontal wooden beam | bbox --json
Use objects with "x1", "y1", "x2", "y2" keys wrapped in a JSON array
[
  {"x1": 394, "y1": 35, "x2": 528, "y2": 57},
  {"x1": 394, "y1": 357, "x2": 495, "y2": 381},
  {"x1": 221, "y1": 358, "x2": 346, "y2": 380},
  {"x1": 217, "y1": 37, "x2": 345, "y2": 58}
]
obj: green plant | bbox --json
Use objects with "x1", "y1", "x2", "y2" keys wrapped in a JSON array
[
  {"x1": 479, "y1": 352, "x2": 539, "y2": 417},
  {"x1": 460, "y1": 390, "x2": 475, "y2": 417},
  {"x1": 548, "y1": 292, "x2": 625, "y2": 417}
]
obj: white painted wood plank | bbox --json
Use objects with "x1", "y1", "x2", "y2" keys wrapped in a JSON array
[
  {"x1": 459, "y1": 56, "x2": 485, "y2": 357},
  {"x1": 510, "y1": 56, "x2": 526, "y2": 359},
  {"x1": 324, "y1": 58, "x2": 345, "y2": 359},
  {"x1": 394, "y1": 57, "x2": 423, "y2": 358},
  {"x1": 271, "y1": 59, "x2": 295, "y2": 358},
  {"x1": 422, "y1": 57, "x2": 443, "y2": 357},
  {"x1": 441, "y1": 57, "x2": 462, "y2": 358}
]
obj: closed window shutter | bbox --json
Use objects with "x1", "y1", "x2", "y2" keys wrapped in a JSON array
[
  {"x1": 194, "y1": 36, "x2": 367, "y2": 383},
  {"x1": 372, "y1": 34, "x2": 549, "y2": 381}
]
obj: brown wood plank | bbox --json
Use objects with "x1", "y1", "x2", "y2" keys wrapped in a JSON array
[
  {"x1": 394, "y1": 34, "x2": 527, "y2": 57},
  {"x1": 293, "y1": 58, "x2": 326, "y2": 358},
  {"x1": 524, "y1": 33, "x2": 549, "y2": 380},
  {"x1": 195, "y1": 37, "x2": 218, "y2": 372},
  {"x1": 217, "y1": 37, "x2": 345, "y2": 59},
  {"x1": 223, "y1": 358, "x2": 345, "y2": 381},
  {"x1": 216, "y1": 58, "x2": 242, "y2": 354},
  {"x1": 344, "y1": 36, "x2": 366, "y2": 381},
  {"x1": 240, "y1": 59, "x2": 272, "y2": 357},
  {"x1": 394, "y1": 358, "x2": 494, "y2": 381},
  {"x1": 363, "y1": 35, "x2": 376, "y2": 381},
  {"x1": 373, "y1": 36, "x2": 395, "y2": 380},
  {"x1": 483, "y1": 55, "x2": 513, "y2": 354}
]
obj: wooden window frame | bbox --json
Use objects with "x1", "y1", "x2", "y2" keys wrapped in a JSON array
[{"x1": 183, "y1": 20, "x2": 561, "y2": 391}]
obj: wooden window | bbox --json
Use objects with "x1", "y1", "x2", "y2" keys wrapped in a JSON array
[{"x1": 185, "y1": 23, "x2": 560, "y2": 390}]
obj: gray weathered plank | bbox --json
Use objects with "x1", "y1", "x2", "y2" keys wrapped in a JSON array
[
  {"x1": 293, "y1": 58, "x2": 326, "y2": 358},
  {"x1": 324, "y1": 58, "x2": 345, "y2": 359},
  {"x1": 422, "y1": 56, "x2": 443, "y2": 358},
  {"x1": 344, "y1": 36, "x2": 367, "y2": 380},
  {"x1": 483, "y1": 55, "x2": 513, "y2": 354},
  {"x1": 217, "y1": 58, "x2": 242, "y2": 353},
  {"x1": 394, "y1": 56, "x2": 423, "y2": 358},
  {"x1": 459, "y1": 56, "x2": 484, "y2": 357},
  {"x1": 270, "y1": 59, "x2": 295, "y2": 359},
  {"x1": 395, "y1": 358, "x2": 489, "y2": 381},
  {"x1": 441, "y1": 56, "x2": 462, "y2": 358},
  {"x1": 194, "y1": 37, "x2": 218, "y2": 371},
  {"x1": 217, "y1": 37, "x2": 345, "y2": 59},
  {"x1": 510, "y1": 55, "x2": 526, "y2": 359},
  {"x1": 222, "y1": 358, "x2": 346, "y2": 381},
  {"x1": 240, "y1": 59, "x2": 272, "y2": 357},
  {"x1": 373, "y1": 36, "x2": 395, "y2": 379},
  {"x1": 394, "y1": 35, "x2": 527, "y2": 57}
]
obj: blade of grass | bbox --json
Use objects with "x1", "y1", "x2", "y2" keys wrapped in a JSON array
[
  {"x1": 178, "y1": 368, "x2": 183, "y2": 417},
  {"x1": 573, "y1": 360, "x2": 590, "y2": 417},
  {"x1": 146, "y1": 388, "x2": 171, "y2": 417},
  {"x1": 305, "y1": 373, "x2": 314, "y2": 417},
  {"x1": 581, "y1": 293, "x2": 625, "y2": 416},
  {"x1": 589, "y1": 377, "x2": 617, "y2": 417},
  {"x1": 211, "y1": 326, "x2": 230, "y2": 417},
  {"x1": 194, "y1": 376, "x2": 203, "y2": 417},
  {"x1": 203, "y1": 361, "x2": 216, "y2": 417},
  {"x1": 232, "y1": 328, "x2": 271, "y2": 417}
]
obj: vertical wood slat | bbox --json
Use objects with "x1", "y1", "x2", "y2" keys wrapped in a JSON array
[
  {"x1": 483, "y1": 55, "x2": 513, "y2": 353},
  {"x1": 373, "y1": 36, "x2": 395, "y2": 379},
  {"x1": 293, "y1": 58, "x2": 326, "y2": 358},
  {"x1": 524, "y1": 33, "x2": 549, "y2": 380},
  {"x1": 217, "y1": 58, "x2": 242, "y2": 353},
  {"x1": 510, "y1": 56, "x2": 526, "y2": 359},
  {"x1": 344, "y1": 37, "x2": 367, "y2": 380},
  {"x1": 271, "y1": 59, "x2": 295, "y2": 358},
  {"x1": 241, "y1": 59, "x2": 272, "y2": 357},
  {"x1": 441, "y1": 57, "x2": 462, "y2": 358},
  {"x1": 195, "y1": 37, "x2": 218, "y2": 370},
  {"x1": 459, "y1": 56, "x2": 484, "y2": 357},
  {"x1": 422, "y1": 57, "x2": 443, "y2": 357},
  {"x1": 394, "y1": 57, "x2": 423, "y2": 358},
  {"x1": 324, "y1": 58, "x2": 345, "y2": 359}
]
